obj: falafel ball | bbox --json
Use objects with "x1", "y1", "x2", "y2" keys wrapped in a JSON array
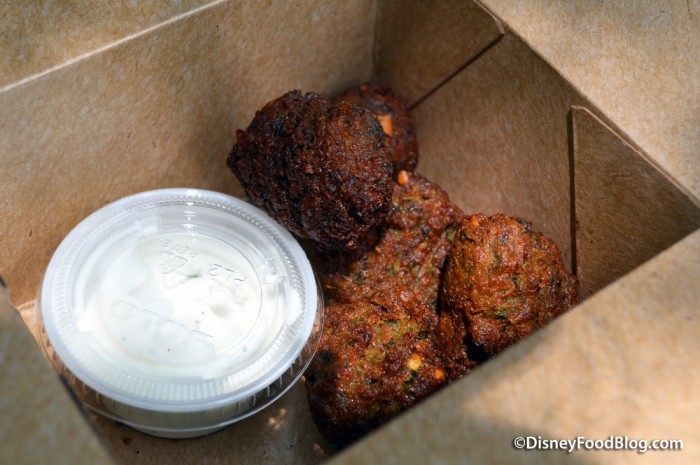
[
  {"x1": 334, "y1": 82, "x2": 419, "y2": 173},
  {"x1": 311, "y1": 170, "x2": 473, "y2": 380},
  {"x1": 313, "y1": 170, "x2": 464, "y2": 309},
  {"x1": 305, "y1": 286, "x2": 449, "y2": 447},
  {"x1": 227, "y1": 90, "x2": 393, "y2": 250},
  {"x1": 442, "y1": 214, "x2": 579, "y2": 359}
]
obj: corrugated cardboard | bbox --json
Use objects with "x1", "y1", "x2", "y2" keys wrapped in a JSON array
[{"x1": 1, "y1": 1, "x2": 698, "y2": 464}]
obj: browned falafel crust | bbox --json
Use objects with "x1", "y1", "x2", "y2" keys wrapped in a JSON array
[
  {"x1": 304, "y1": 286, "x2": 449, "y2": 447},
  {"x1": 442, "y1": 214, "x2": 579, "y2": 359},
  {"x1": 311, "y1": 170, "x2": 473, "y2": 380},
  {"x1": 227, "y1": 90, "x2": 393, "y2": 250},
  {"x1": 334, "y1": 82, "x2": 419, "y2": 173},
  {"x1": 313, "y1": 171, "x2": 464, "y2": 309}
]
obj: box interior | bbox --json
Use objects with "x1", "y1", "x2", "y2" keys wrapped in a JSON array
[{"x1": 1, "y1": 1, "x2": 698, "y2": 464}]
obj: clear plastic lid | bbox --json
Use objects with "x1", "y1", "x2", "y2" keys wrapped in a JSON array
[{"x1": 37, "y1": 188, "x2": 322, "y2": 437}]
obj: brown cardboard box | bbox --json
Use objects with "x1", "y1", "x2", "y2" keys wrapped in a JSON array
[
  {"x1": 0, "y1": 281, "x2": 115, "y2": 465},
  {"x1": 1, "y1": 1, "x2": 698, "y2": 464}
]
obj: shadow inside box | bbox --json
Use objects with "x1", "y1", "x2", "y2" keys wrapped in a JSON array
[{"x1": 94, "y1": 381, "x2": 334, "y2": 465}]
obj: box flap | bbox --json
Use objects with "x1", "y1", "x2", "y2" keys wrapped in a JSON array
[
  {"x1": 0, "y1": 285, "x2": 115, "y2": 465},
  {"x1": 478, "y1": 0, "x2": 700, "y2": 202},
  {"x1": 572, "y1": 106, "x2": 700, "y2": 297}
]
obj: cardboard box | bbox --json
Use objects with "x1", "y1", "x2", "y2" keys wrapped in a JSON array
[{"x1": 1, "y1": 0, "x2": 698, "y2": 463}]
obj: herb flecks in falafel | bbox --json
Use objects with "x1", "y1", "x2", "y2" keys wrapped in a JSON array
[
  {"x1": 305, "y1": 286, "x2": 449, "y2": 448},
  {"x1": 442, "y1": 214, "x2": 579, "y2": 359}
]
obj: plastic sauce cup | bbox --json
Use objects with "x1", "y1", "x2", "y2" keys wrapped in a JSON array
[{"x1": 36, "y1": 188, "x2": 323, "y2": 438}]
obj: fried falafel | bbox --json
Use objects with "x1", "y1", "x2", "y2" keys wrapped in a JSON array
[
  {"x1": 227, "y1": 90, "x2": 393, "y2": 250},
  {"x1": 442, "y1": 214, "x2": 579, "y2": 359},
  {"x1": 304, "y1": 286, "x2": 449, "y2": 447},
  {"x1": 229, "y1": 87, "x2": 583, "y2": 449},
  {"x1": 311, "y1": 170, "x2": 473, "y2": 380},
  {"x1": 334, "y1": 82, "x2": 419, "y2": 173},
  {"x1": 313, "y1": 170, "x2": 464, "y2": 309}
]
